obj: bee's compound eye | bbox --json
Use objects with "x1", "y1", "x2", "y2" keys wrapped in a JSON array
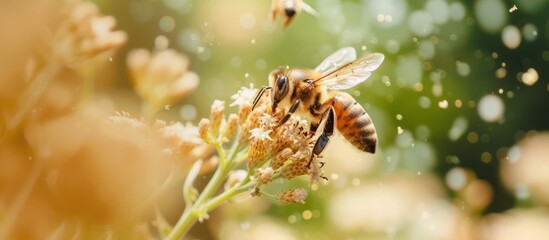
[
  {"x1": 274, "y1": 75, "x2": 289, "y2": 102},
  {"x1": 276, "y1": 75, "x2": 288, "y2": 90},
  {"x1": 284, "y1": 8, "x2": 296, "y2": 17}
]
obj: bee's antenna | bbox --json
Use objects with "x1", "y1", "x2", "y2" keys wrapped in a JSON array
[{"x1": 252, "y1": 86, "x2": 271, "y2": 110}]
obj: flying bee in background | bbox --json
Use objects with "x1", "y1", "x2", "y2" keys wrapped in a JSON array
[
  {"x1": 270, "y1": 0, "x2": 317, "y2": 28},
  {"x1": 252, "y1": 47, "x2": 384, "y2": 167}
]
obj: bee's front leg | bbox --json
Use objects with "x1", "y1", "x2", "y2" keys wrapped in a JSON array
[
  {"x1": 275, "y1": 99, "x2": 300, "y2": 128},
  {"x1": 252, "y1": 86, "x2": 272, "y2": 110},
  {"x1": 307, "y1": 106, "x2": 336, "y2": 168}
]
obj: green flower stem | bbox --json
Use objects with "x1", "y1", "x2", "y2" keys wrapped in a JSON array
[
  {"x1": 202, "y1": 171, "x2": 255, "y2": 213},
  {"x1": 166, "y1": 165, "x2": 225, "y2": 239},
  {"x1": 166, "y1": 140, "x2": 250, "y2": 240}
]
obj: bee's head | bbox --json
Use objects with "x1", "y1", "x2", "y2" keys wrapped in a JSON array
[{"x1": 268, "y1": 68, "x2": 291, "y2": 112}]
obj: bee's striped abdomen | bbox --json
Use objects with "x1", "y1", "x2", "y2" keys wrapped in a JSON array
[{"x1": 332, "y1": 92, "x2": 377, "y2": 153}]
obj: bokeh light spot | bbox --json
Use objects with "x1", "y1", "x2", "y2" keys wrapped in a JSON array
[
  {"x1": 475, "y1": 0, "x2": 507, "y2": 33},
  {"x1": 477, "y1": 94, "x2": 505, "y2": 122}
]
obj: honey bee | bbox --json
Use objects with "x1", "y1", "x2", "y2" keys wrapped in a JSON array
[
  {"x1": 253, "y1": 47, "x2": 384, "y2": 167},
  {"x1": 270, "y1": 0, "x2": 317, "y2": 28}
]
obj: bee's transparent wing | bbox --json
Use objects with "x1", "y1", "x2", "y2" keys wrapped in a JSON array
[
  {"x1": 313, "y1": 53, "x2": 384, "y2": 90},
  {"x1": 314, "y1": 47, "x2": 357, "y2": 75},
  {"x1": 301, "y1": 1, "x2": 318, "y2": 16}
]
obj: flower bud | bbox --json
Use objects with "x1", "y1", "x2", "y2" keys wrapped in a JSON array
[
  {"x1": 281, "y1": 159, "x2": 309, "y2": 179},
  {"x1": 223, "y1": 114, "x2": 238, "y2": 139},
  {"x1": 209, "y1": 100, "x2": 225, "y2": 137},
  {"x1": 247, "y1": 139, "x2": 270, "y2": 169},
  {"x1": 277, "y1": 188, "x2": 308, "y2": 204},
  {"x1": 198, "y1": 118, "x2": 210, "y2": 142},
  {"x1": 238, "y1": 102, "x2": 252, "y2": 124},
  {"x1": 271, "y1": 148, "x2": 293, "y2": 169},
  {"x1": 257, "y1": 167, "x2": 274, "y2": 184}
]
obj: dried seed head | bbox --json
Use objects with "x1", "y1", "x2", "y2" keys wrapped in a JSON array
[
  {"x1": 281, "y1": 159, "x2": 309, "y2": 179},
  {"x1": 271, "y1": 148, "x2": 294, "y2": 169},
  {"x1": 238, "y1": 102, "x2": 252, "y2": 124},
  {"x1": 247, "y1": 138, "x2": 270, "y2": 168},
  {"x1": 198, "y1": 118, "x2": 211, "y2": 143},
  {"x1": 209, "y1": 100, "x2": 225, "y2": 136},
  {"x1": 281, "y1": 148, "x2": 312, "y2": 179},
  {"x1": 223, "y1": 114, "x2": 239, "y2": 139},
  {"x1": 277, "y1": 188, "x2": 308, "y2": 204},
  {"x1": 257, "y1": 167, "x2": 274, "y2": 184}
]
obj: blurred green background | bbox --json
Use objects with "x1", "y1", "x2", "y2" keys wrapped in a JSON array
[{"x1": 95, "y1": 0, "x2": 547, "y2": 237}]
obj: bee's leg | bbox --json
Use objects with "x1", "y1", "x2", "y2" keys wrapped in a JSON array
[
  {"x1": 307, "y1": 106, "x2": 336, "y2": 168},
  {"x1": 252, "y1": 86, "x2": 272, "y2": 110},
  {"x1": 276, "y1": 99, "x2": 301, "y2": 127},
  {"x1": 309, "y1": 122, "x2": 319, "y2": 136}
]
